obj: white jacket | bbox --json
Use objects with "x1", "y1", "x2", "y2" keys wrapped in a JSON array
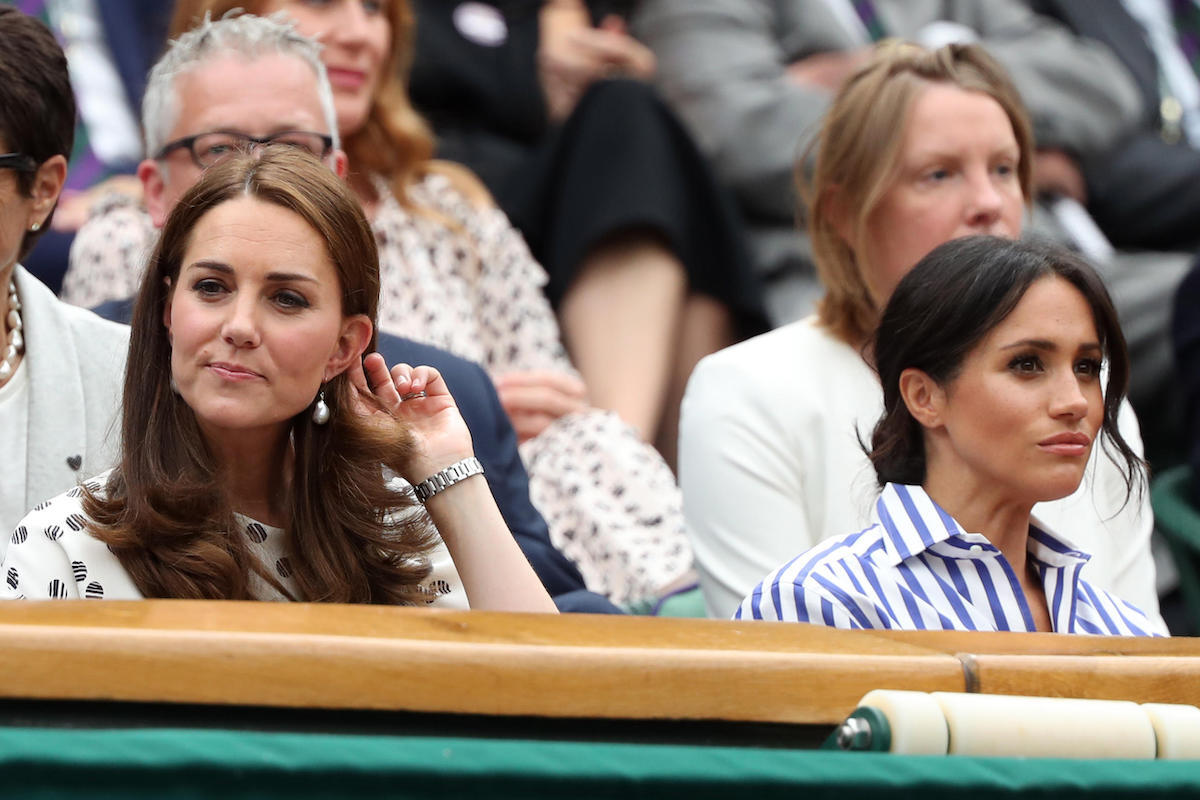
[{"x1": 8, "y1": 265, "x2": 127, "y2": 539}]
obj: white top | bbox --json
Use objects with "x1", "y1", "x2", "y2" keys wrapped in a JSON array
[
  {"x1": 679, "y1": 316, "x2": 1162, "y2": 623},
  {"x1": 0, "y1": 359, "x2": 30, "y2": 538},
  {"x1": 2, "y1": 472, "x2": 467, "y2": 608},
  {"x1": 737, "y1": 482, "x2": 1165, "y2": 636}
]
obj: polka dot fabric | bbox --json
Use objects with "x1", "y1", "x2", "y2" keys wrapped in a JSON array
[{"x1": 2, "y1": 471, "x2": 468, "y2": 607}]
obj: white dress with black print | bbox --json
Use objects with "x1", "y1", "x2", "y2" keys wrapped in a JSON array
[{"x1": 2, "y1": 472, "x2": 464, "y2": 606}]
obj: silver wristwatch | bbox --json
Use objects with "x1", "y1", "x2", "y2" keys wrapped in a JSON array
[{"x1": 413, "y1": 457, "x2": 485, "y2": 503}]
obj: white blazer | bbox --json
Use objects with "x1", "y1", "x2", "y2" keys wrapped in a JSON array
[{"x1": 13, "y1": 265, "x2": 127, "y2": 530}]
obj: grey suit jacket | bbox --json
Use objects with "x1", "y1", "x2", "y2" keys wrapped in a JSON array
[
  {"x1": 13, "y1": 266, "x2": 127, "y2": 535},
  {"x1": 634, "y1": 0, "x2": 1142, "y2": 223}
]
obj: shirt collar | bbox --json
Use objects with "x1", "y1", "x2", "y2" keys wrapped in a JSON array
[{"x1": 875, "y1": 483, "x2": 1091, "y2": 569}]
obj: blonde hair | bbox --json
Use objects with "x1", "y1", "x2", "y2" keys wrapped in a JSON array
[
  {"x1": 169, "y1": 0, "x2": 488, "y2": 207},
  {"x1": 800, "y1": 40, "x2": 1034, "y2": 345}
]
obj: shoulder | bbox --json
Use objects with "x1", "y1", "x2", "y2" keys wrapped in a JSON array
[
  {"x1": 736, "y1": 524, "x2": 886, "y2": 621},
  {"x1": 1076, "y1": 576, "x2": 1168, "y2": 637},
  {"x1": 685, "y1": 316, "x2": 868, "y2": 422},
  {"x1": 16, "y1": 267, "x2": 130, "y2": 349},
  {"x1": 4, "y1": 474, "x2": 115, "y2": 600},
  {"x1": 72, "y1": 196, "x2": 155, "y2": 254}
]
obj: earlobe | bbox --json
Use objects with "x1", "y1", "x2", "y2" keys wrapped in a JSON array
[
  {"x1": 324, "y1": 314, "x2": 373, "y2": 381},
  {"x1": 139, "y1": 159, "x2": 169, "y2": 227},
  {"x1": 329, "y1": 149, "x2": 350, "y2": 180},
  {"x1": 30, "y1": 155, "x2": 67, "y2": 222},
  {"x1": 898, "y1": 368, "x2": 945, "y2": 429}
]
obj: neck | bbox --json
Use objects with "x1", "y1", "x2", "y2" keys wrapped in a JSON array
[
  {"x1": 349, "y1": 172, "x2": 379, "y2": 218},
  {"x1": 921, "y1": 454, "x2": 1034, "y2": 577},
  {"x1": 202, "y1": 423, "x2": 292, "y2": 527},
  {"x1": 1, "y1": 263, "x2": 14, "y2": 332}
]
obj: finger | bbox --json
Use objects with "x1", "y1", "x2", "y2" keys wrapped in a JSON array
[
  {"x1": 406, "y1": 365, "x2": 446, "y2": 397},
  {"x1": 347, "y1": 354, "x2": 372, "y2": 396},
  {"x1": 389, "y1": 362, "x2": 414, "y2": 396},
  {"x1": 365, "y1": 353, "x2": 403, "y2": 409},
  {"x1": 497, "y1": 384, "x2": 587, "y2": 420},
  {"x1": 494, "y1": 369, "x2": 588, "y2": 398},
  {"x1": 508, "y1": 410, "x2": 557, "y2": 443}
]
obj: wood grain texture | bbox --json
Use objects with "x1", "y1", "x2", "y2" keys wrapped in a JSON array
[
  {"x1": 0, "y1": 602, "x2": 963, "y2": 723},
  {"x1": 966, "y1": 655, "x2": 1200, "y2": 706},
  {"x1": 0, "y1": 602, "x2": 1196, "y2": 724}
]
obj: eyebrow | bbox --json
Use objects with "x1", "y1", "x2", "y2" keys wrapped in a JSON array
[
  {"x1": 1000, "y1": 338, "x2": 1102, "y2": 353},
  {"x1": 183, "y1": 260, "x2": 318, "y2": 283}
]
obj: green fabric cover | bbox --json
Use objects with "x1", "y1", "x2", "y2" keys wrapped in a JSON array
[
  {"x1": 1152, "y1": 464, "x2": 1200, "y2": 626},
  {"x1": 1, "y1": 726, "x2": 1199, "y2": 798}
]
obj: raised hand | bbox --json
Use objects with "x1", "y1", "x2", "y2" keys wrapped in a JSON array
[
  {"x1": 492, "y1": 369, "x2": 589, "y2": 443},
  {"x1": 348, "y1": 353, "x2": 475, "y2": 484}
]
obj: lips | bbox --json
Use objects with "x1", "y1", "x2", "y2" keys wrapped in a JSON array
[
  {"x1": 1038, "y1": 431, "x2": 1091, "y2": 456},
  {"x1": 326, "y1": 67, "x2": 367, "y2": 90},
  {"x1": 208, "y1": 362, "x2": 265, "y2": 382}
]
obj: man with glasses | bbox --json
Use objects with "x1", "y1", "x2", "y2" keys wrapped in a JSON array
[
  {"x1": 62, "y1": 13, "x2": 345, "y2": 306},
  {"x1": 62, "y1": 13, "x2": 618, "y2": 614}
]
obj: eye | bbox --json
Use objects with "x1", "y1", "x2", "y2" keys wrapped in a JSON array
[
  {"x1": 273, "y1": 289, "x2": 310, "y2": 310},
  {"x1": 922, "y1": 167, "x2": 951, "y2": 183},
  {"x1": 192, "y1": 278, "x2": 227, "y2": 298},
  {"x1": 1007, "y1": 353, "x2": 1043, "y2": 374},
  {"x1": 993, "y1": 161, "x2": 1016, "y2": 178},
  {"x1": 363, "y1": 0, "x2": 385, "y2": 12},
  {"x1": 1075, "y1": 357, "x2": 1103, "y2": 379}
]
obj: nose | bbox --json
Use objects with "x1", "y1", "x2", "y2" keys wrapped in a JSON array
[
  {"x1": 964, "y1": 167, "x2": 1004, "y2": 231},
  {"x1": 326, "y1": 1, "x2": 370, "y2": 45},
  {"x1": 221, "y1": 294, "x2": 262, "y2": 349},
  {"x1": 1048, "y1": 370, "x2": 1090, "y2": 421}
]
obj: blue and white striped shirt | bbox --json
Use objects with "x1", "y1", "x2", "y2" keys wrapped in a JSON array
[{"x1": 736, "y1": 484, "x2": 1164, "y2": 636}]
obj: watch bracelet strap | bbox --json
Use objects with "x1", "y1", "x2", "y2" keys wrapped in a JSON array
[{"x1": 413, "y1": 457, "x2": 485, "y2": 504}]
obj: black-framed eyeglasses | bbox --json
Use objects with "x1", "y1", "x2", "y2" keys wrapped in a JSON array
[
  {"x1": 0, "y1": 153, "x2": 38, "y2": 172},
  {"x1": 154, "y1": 130, "x2": 334, "y2": 169}
]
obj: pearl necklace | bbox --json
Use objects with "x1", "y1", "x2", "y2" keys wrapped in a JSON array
[{"x1": 0, "y1": 279, "x2": 23, "y2": 383}]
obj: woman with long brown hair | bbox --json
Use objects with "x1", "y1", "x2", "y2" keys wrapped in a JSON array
[
  {"x1": 60, "y1": 1, "x2": 694, "y2": 605},
  {"x1": 5, "y1": 147, "x2": 555, "y2": 611}
]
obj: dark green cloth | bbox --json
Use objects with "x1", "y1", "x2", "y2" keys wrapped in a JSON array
[{"x1": 1, "y1": 726, "x2": 1200, "y2": 798}]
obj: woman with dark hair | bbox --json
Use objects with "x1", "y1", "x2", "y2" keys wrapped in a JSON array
[
  {"x1": 738, "y1": 236, "x2": 1160, "y2": 634},
  {"x1": 0, "y1": 7, "x2": 129, "y2": 538},
  {"x1": 681, "y1": 41, "x2": 1159, "y2": 624},
  {"x1": 3, "y1": 147, "x2": 555, "y2": 611}
]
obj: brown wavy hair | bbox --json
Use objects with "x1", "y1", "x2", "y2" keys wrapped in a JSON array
[
  {"x1": 83, "y1": 148, "x2": 437, "y2": 602},
  {"x1": 799, "y1": 40, "x2": 1035, "y2": 346},
  {"x1": 169, "y1": 0, "x2": 487, "y2": 207}
]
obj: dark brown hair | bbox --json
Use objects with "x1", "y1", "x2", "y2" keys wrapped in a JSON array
[
  {"x1": 84, "y1": 148, "x2": 437, "y2": 602},
  {"x1": 0, "y1": 6, "x2": 76, "y2": 260},
  {"x1": 869, "y1": 235, "x2": 1144, "y2": 505},
  {"x1": 801, "y1": 40, "x2": 1035, "y2": 345}
]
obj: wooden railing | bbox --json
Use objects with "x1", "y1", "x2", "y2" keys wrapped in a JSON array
[{"x1": 0, "y1": 601, "x2": 1194, "y2": 724}]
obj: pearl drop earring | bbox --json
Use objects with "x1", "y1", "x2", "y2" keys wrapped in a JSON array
[{"x1": 312, "y1": 389, "x2": 331, "y2": 425}]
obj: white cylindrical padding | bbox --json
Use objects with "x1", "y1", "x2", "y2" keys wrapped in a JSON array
[
  {"x1": 1142, "y1": 703, "x2": 1200, "y2": 759},
  {"x1": 930, "y1": 692, "x2": 1157, "y2": 759},
  {"x1": 857, "y1": 689, "x2": 949, "y2": 754}
]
